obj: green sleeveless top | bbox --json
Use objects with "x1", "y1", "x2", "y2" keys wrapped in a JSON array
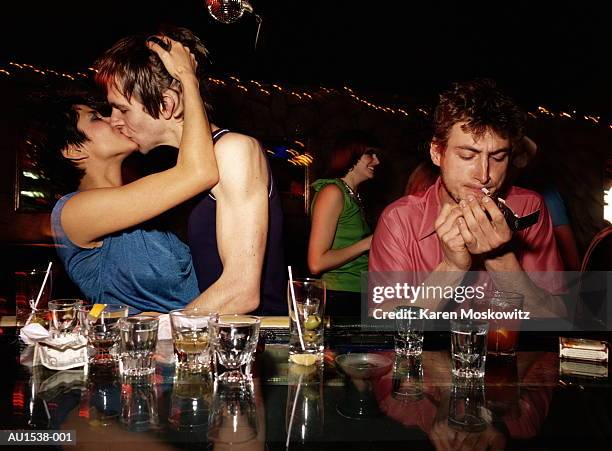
[{"x1": 310, "y1": 178, "x2": 370, "y2": 292}]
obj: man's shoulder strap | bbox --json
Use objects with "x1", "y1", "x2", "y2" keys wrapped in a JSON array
[{"x1": 212, "y1": 128, "x2": 230, "y2": 144}]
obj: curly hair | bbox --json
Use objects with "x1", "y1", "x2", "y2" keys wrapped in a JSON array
[
  {"x1": 432, "y1": 79, "x2": 525, "y2": 149},
  {"x1": 325, "y1": 130, "x2": 381, "y2": 178},
  {"x1": 94, "y1": 25, "x2": 212, "y2": 118}
]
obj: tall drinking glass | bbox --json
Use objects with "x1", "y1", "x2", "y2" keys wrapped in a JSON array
[
  {"x1": 15, "y1": 269, "x2": 53, "y2": 327},
  {"x1": 169, "y1": 308, "x2": 217, "y2": 372},
  {"x1": 394, "y1": 305, "x2": 425, "y2": 356},
  {"x1": 287, "y1": 278, "x2": 326, "y2": 365},
  {"x1": 286, "y1": 363, "x2": 324, "y2": 443},
  {"x1": 80, "y1": 304, "x2": 129, "y2": 366},
  {"x1": 392, "y1": 355, "x2": 424, "y2": 401},
  {"x1": 450, "y1": 319, "x2": 489, "y2": 379},
  {"x1": 119, "y1": 316, "x2": 159, "y2": 377},
  {"x1": 210, "y1": 315, "x2": 261, "y2": 383}
]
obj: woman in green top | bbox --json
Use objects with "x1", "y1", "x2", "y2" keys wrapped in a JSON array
[{"x1": 308, "y1": 132, "x2": 381, "y2": 316}]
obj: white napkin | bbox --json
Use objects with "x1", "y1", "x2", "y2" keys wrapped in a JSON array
[
  {"x1": 157, "y1": 314, "x2": 172, "y2": 340},
  {"x1": 19, "y1": 323, "x2": 52, "y2": 345}
]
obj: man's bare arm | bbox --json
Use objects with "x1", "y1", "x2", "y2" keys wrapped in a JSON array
[{"x1": 189, "y1": 133, "x2": 268, "y2": 313}]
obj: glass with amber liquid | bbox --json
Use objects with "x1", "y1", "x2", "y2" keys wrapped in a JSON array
[
  {"x1": 473, "y1": 291, "x2": 524, "y2": 356},
  {"x1": 170, "y1": 308, "x2": 218, "y2": 372}
]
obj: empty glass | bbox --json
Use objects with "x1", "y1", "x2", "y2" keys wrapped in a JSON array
[
  {"x1": 120, "y1": 374, "x2": 159, "y2": 432},
  {"x1": 48, "y1": 299, "x2": 83, "y2": 336},
  {"x1": 392, "y1": 355, "x2": 424, "y2": 401},
  {"x1": 208, "y1": 381, "x2": 258, "y2": 445},
  {"x1": 450, "y1": 319, "x2": 489, "y2": 379},
  {"x1": 119, "y1": 316, "x2": 159, "y2": 377},
  {"x1": 210, "y1": 315, "x2": 261, "y2": 383},
  {"x1": 169, "y1": 308, "x2": 217, "y2": 372},
  {"x1": 448, "y1": 380, "x2": 489, "y2": 433},
  {"x1": 394, "y1": 305, "x2": 425, "y2": 356},
  {"x1": 79, "y1": 304, "x2": 129, "y2": 366}
]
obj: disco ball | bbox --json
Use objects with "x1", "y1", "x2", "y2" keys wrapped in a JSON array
[{"x1": 206, "y1": 0, "x2": 253, "y2": 24}]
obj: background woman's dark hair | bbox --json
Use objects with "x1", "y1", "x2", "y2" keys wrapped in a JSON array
[
  {"x1": 29, "y1": 83, "x2": 107, "y2": 193},
  {"x1": 325, "y1": 130, "x2": 381, "y2": 178}
]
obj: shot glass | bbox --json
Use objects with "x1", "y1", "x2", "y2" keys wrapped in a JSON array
[
  {"x1": 48, "y1": 299, "x2": 83, "y2": 336},
  {"x1": 287, "y1": 278, "x2": 326, "y2": 365},
  {"x1": 473, "y1": 290, "x2": 524, "y2": 356},
  {"x1": 394, "y1": 305, "x2": 425, "y2": 356},
  {"x1": 208, "y1": 380, "x2": 258, "y2": 445},
  {"x1": 169, "y1": 370, "x2": 214, "y2": 431},
  {"x1": 119, "y1": 316, "x2": 159, "y2": 377},
  {"x1": 15, "y1": 268, "x2": 53, "y2": 327},
  {"x1": 79, "y1": 304, "x2": 129, "y2": 366},
  {"x1": 85, "y1": 368, "x2": 121, "y2": 428},
  {"x1": 210, "y1": 315, "x2": 261, "y2": 383},
  {"x1": 448, "y1": 380, "x2": 489, "y2": 433},
  {"x1": 169, "y1": 308, "x2": 217, "y2": 372},
  {"x1": 450, "y1": 319, "x2": 489, "y2": 379},
  {"x1": 120, "y1": 374, "x2": 159, "y2": 432}
]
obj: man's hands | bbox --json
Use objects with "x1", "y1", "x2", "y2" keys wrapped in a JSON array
[
  {"x1": 436, "y1": 195, "x2": 512, "y2": 271},
  {"x1": 458, "y1": 195, "x2": 512, "y2": 255},
  {"x1": 436, "y1": 203, "x2": 472, "y2": 271}
]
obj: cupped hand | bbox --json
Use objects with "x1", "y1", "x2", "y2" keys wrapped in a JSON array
[
  {"x1": 457, "y1": 195, "x2": 512, "y2": 255},
  {"x1": 146, "y1": 36, "x2": 198, "y2": 82},
  {"x1": 435, "y1": 203, "x2": 471, "y2": 271}
]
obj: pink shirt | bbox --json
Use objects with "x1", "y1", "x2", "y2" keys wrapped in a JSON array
[{"x1": 369, "y1": 178, "x2": 564, "y2": 291}]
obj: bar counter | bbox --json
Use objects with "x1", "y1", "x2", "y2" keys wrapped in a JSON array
[{"x1": 0, "y1": 324, "x2": 609, "y2": 450}]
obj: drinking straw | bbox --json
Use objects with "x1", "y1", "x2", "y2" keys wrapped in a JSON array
[
  {"x1": 288, "y1": 266, "x2": 305, "y2": 351},
  {"x1": 25, "y1": 262, "x2": 52, "y2": 326},
  {"x1": 285, "y1": 373, "x2": 304, "y2": 449}
]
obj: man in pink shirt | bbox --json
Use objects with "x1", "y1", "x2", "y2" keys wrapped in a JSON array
[{"x1": 369, "y1": 79, "x2": 566, "y2": 317}]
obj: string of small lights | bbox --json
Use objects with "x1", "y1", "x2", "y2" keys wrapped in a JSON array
[{"x1": 2, "y1": 60, "x2": 611, "y2": 129}]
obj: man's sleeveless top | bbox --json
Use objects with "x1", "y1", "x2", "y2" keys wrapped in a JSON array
[{"x1": 188, "y1": 129, "x2": 287, "y2": 315}]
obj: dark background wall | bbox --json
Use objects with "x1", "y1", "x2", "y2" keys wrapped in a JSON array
[{"x1": 1, "y1": 74, "x2": 611, "y2": 310}]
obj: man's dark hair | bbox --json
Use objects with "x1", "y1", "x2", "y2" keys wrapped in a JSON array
[
  {"x1": 326, "y1": 130, "x2": 381, "y2": 178},
  {"x1": 432, "y1": 79, "x2": 525, "y2": 149},
  {"x1": 94, "y1": 25, "x2": 212, "y2": 118},
  {"x1": 30, "y1": 85, "x2": 105, "y2": 193}
]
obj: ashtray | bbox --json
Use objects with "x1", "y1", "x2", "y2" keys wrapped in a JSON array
[{"x1": 335, "y1": 353, "x2": 393, "y2": 380}]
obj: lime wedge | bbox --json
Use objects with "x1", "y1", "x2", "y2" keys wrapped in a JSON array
[{"x1": 289, "y1": 354, "x2": 318, "y2": 366}]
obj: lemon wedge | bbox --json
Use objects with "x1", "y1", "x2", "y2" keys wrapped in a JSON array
[
  {"x1": 289, "y1": 353, "x2": 318, "y2": 366},
  {"x1": 88, "y1": 303, "x2": 106, "y2": 320}
]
